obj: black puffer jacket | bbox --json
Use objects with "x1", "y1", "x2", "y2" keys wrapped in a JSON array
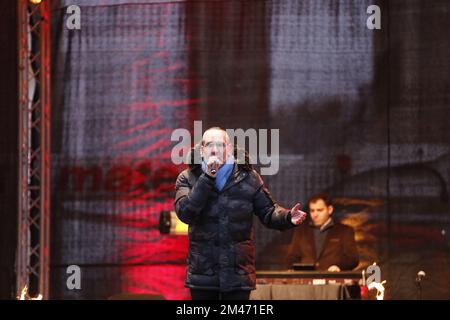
[{"x1": 174, "y1": 146, "x2": 295, "y2": 292}]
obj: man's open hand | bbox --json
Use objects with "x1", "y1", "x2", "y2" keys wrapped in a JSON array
[
  {"x1": 328, "y1": 265, "x2": 341, "y2": 272},
  {"x1": 290, "y1": 203, "x2": 307, "y2": 225}
]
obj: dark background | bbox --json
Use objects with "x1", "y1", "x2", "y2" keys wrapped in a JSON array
[
  {"x1": 0, "y1": 0, "x2": 18, "y2": 300},
  {"x1": 1, "y1": 0, "x2": 449, "y2": 299}
]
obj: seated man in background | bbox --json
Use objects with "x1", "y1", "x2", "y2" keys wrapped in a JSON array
[{"x1": 286, "y1": 193, "x2": 359, "y2": 272}]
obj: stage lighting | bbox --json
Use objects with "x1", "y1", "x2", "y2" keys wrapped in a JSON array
[
  {"x1": 29, "y1": 0, "x2": 42, "y2": 4},
  {"x1": 159, "y1": 211, "x2": 188, "y2": 235}
]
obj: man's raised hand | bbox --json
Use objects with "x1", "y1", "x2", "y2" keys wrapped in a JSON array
[{"x1": 290, "y1": 203, "x2": 307, "y2": 225}]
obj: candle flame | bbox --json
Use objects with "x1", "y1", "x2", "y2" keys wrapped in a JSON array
[
  {"x1": 17, "y1": 286, "x2": 43, "y2": 300},
  {"x1": 365, "y1": 262, "x2": 387, "y2": 300}
]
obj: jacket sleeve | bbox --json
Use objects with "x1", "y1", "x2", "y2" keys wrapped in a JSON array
[
  {"x1": 252, "y1": 172, "x2": 295, "y2": 231},
  {"x1": 339, "y1": 227, "x2": 360, "y2": 270},
  {"x1": 174, "y1": 171, "x2": 215, "y2": 224}
]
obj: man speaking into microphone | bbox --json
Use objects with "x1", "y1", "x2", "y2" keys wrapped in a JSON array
[{"x1": 174, "y1": 127, "x2": 307, "y2": 300}]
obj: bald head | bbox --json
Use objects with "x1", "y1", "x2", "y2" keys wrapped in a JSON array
[{"x1": 202, "y1": 127, "x2": 230, "y2": 145}]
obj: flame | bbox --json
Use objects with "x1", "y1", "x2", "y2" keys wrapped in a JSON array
[
  {"x1": 368, "y1": 280, "x2": 387, "y2": 300},
  {"x1": 366, "y1": 263, "x2": 387, "y2": 300},
  {"x1": 17, "y1": 286, "x2": 43, "y2": 300},
  {"x1": 18, "y1": 286, "x2": 28, "y2": 300}
]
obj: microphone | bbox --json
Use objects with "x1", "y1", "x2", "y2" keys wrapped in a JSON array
[
  {"x1": 416, "y1": 270, "x2": 426, "y2": 282},
  {"x1": 208, "y1": 156, "x2": 219, "y2": 175},
  {"x1": 416, "y1": 270, "x2": 426, "y2": 300}
]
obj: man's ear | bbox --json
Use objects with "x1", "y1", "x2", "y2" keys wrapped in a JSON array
[
  {"x1": 200, "y1": 144, "x2": 204, "y2": 158},
  {"x1": 328, "y1": 205, "x2": 334, "y2": 215}
]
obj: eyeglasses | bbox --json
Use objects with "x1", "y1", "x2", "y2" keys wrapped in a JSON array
[{"x1": 203, "y1": 141, "x2": 226, "y2": 149}]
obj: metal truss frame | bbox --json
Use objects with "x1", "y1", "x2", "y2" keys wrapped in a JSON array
[{"x1": 16, "y1": 0, "x2": 51, "y2": 300}]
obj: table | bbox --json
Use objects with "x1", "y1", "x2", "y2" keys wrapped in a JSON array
[{"x1": 250, "y1": 270, "x2": 363, "y2": 300}]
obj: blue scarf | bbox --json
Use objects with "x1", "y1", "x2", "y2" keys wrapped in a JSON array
[{"x1": 202, "y1": 155, "x2": 235, "y2": 191}]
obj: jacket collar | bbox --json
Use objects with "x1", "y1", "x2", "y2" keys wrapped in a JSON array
[
  {"x1": 220, "y1": 163, "x2": 249, "y2": 193},
  {"x1": 309, "y1": 217, "x2": 334, "y2": 232}
]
